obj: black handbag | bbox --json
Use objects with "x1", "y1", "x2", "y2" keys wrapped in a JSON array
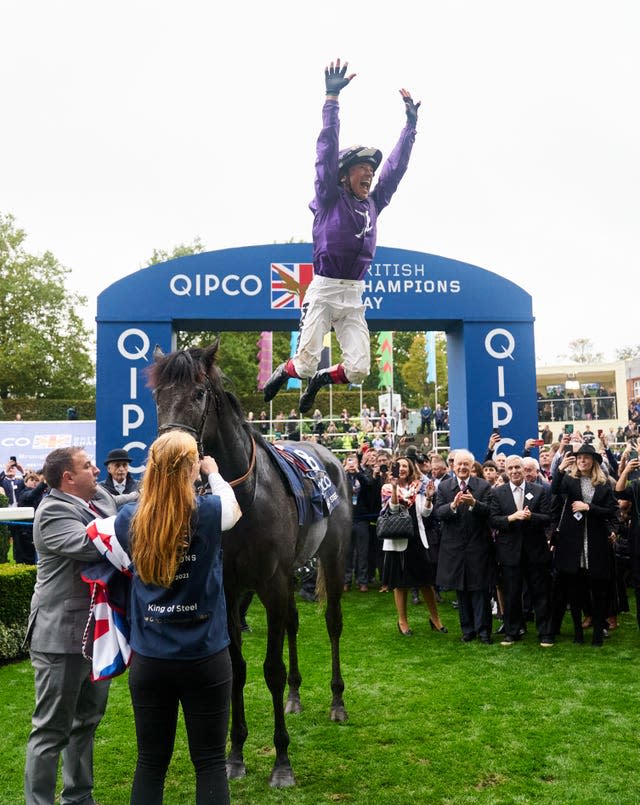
[{"x1": 376, "y1": 505, "x2": 414, "y2": 541}]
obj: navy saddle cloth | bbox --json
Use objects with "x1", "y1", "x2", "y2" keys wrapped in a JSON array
[{"x1": 265, "y1": 442, "x2": 339, "y2": 526}]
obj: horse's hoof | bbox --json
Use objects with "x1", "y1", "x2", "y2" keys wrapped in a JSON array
[
  {"x1": 285, "y1": 695, "x2": 302, "y2": 715},
  {"x1": 330, "y1": 706, "x2": 348, "y2": 723},
  {"x1": 226, "y1": 759, "x2": 247, "y2": 779},
  {"x1": 269, "y1": 766, "x2": 297, "y2": 788}
]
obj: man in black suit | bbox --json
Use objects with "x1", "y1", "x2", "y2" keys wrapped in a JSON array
[
  {"x1": 435, "y1": 449, "x2": 495, "y2": 643},
  {"x1": 489, "y1": 454, "x2": 554, "y2": 647}
]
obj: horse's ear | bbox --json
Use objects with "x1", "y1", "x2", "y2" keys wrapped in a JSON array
[
  {"x1": 202, "y1": 339, "x2": 220, "y2": 372},
  {"x1": 153, "y1": 344, "x2": 165, "y2": 361}
]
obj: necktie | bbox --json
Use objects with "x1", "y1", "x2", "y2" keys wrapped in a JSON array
[
  {"x1": 88, "y1": 501, "x2": 104, "y2": 517},
  {"x1": 514, "y1": 485, "x2": 524, "y2": 511},
  {"x1": 459, "y1": 480, "x2": 467, "y2": 493}
]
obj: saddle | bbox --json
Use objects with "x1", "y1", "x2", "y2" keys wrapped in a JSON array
[{"x1": 265, "y1": 442, "x2": 339, "y2": 526}]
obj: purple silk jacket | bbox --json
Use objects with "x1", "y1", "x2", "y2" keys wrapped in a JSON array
[{"x1": 310, "y1": 100, "x2": 417, "y2": 281}]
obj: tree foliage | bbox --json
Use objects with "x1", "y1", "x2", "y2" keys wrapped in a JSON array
[
  {"x1": 181, "y1": 329, "x2": 289, "y2": 405},
  {"x1": 400, "y1": 333, "x2": 427, "y2": 403},
  {"x1": 145, "y1": 237, "x2": 206, "y2": 268},
  {"x1": 400, "y1": 332, "x2": 448, "y2": 407},
  {"x1": 616, "y1": 345, "x2": 640, "y2": 361},
  {"x1": 566, "y1": 338, "x2": 604, "y2": 364},
  {"x1": 0, "y1": 214, "x2": 94, "y2": 400}
]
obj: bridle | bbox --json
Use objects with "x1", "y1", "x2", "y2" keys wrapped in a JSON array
[
  {"x1": 157, "y1": 376, "x2": 216, "y2": 457},
  {"x1": 156, "y1": 375, "x2": 256, "y2": 489}
]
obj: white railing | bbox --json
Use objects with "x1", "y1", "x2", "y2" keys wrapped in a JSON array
[
  {"x1": 0, "y1": 507, "x2": 34, "y2": 522},
  {"x1": 537, "y1": 395, "x2": 617, "y2": 422}
]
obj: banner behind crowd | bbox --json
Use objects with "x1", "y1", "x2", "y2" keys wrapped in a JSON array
[{"x1": 0, "y1": 421, "x2": 96, "y2": 470}]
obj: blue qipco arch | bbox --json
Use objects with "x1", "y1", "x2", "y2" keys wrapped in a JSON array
[{"x1": 96, "y1": 243, "x2": 538, "y2": 471}]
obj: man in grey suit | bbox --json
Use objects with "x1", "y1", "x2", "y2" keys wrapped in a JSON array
[{"x1": 24, "y1": 446, "x2": 136, "y2": 805}]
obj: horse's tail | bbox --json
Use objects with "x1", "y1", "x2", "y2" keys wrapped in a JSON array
[{"x1": 315, "y1": 559, "x2": 327, "y2": 604}]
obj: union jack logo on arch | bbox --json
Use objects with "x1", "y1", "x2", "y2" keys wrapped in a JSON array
[{"x1": 270, "y1": 263, "x2": 314, "y2": 309}]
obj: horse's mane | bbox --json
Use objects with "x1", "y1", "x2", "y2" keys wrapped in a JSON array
[
  {"x1": 148, "y1": 346, "x2": 264, "y2": 445},
  {"x1": 147, "y1": 348, "x2": 209, "y2": 389}
]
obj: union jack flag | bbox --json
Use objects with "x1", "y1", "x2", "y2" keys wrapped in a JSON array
[
  {"x1": 34, "y1": 433, "x2": 72, "y2": 449},
  {"x1": 270, "y1": 262, "x2": 314, "y2": 309},
  {"x1": 82, "y1": 516, "x2": 133, "y2": 681}
]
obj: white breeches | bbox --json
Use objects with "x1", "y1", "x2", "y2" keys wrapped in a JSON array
[{"x1": 292, "y1": 275, "x2": 371, "y2": 382}]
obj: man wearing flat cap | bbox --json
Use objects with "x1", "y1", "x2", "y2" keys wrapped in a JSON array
[{"x1": 100, "y1": 448, "x2": 139, "y2": 496}]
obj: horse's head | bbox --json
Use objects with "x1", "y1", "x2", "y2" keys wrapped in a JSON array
[{"x1": 148, "y1": 340, "x2": 221, "y2": 453}]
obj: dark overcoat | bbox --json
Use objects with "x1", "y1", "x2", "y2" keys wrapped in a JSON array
[
  {"x1": 614, "y1": 479, "x2": 640, "y2": 576},
  {"x1": 435, "y1": 475, "x2": 495, "y2": 590},
  {"x1": 551, "y1": 470, "x2": 618, "y2": 579}
]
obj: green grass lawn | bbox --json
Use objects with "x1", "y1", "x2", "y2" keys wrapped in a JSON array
[{"x1": 2, "y1": 588, "x2": 639, "y2": 804}]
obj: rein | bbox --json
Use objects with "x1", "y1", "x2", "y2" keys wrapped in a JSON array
[{"x1": 229, "y1": 436, "x2": 257, "y2": 488}]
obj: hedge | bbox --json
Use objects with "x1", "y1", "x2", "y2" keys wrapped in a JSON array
[
  {"x1": 0, "y1": 563, "x2": 36, "y2": 663},
  {"x1": 1, "y1": 389, "x2": 389, "y2": 425},
  {"x1": 2, "y1": 398, "x2": 96, "y2": 421},
  {"x1": 0, "y1": 619, "x2": 29, "y2": 661},
  {"x1": 0, "y1": 562, "x2": 36, "y2": 623},
  {"x1": 1, "y1": 388, "x2": 390, "y2": 423},
  {"x1": 0, "y1": 488, "x2": 36, "y2": 661}
]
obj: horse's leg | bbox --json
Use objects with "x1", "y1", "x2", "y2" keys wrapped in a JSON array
[
  {"x1": 284, "y1": 579, "x2": 302, "y2": 715},
  {"x1": 318, "y1": 548, "x2": 348, "y2": 723},
  {"x1": 225, "y1": 593, "x2": 249, "y2": 779},
  {"x1": 261, "y1": 582, "x2": 297, "y2": 788}
]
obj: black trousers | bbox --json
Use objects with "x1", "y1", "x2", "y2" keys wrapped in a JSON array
[
  {"x1": 344, "y1": 519, "x2": 370, "y2": 585},
  {"x1": 561, "y1": 570, "x2": 609, "y2": 641},
  {"x1": 128, "y1": 648, "x2": 232, "y2": 805},
  {"x1": 11, "y1": 524, "x2": 36, "y2": 564},
  {"x1": 457, "y1": 588, "x2": 492, "y2": 639},
  {"x1": 501, "y1": 559, "x2": 552, "y2": 640}
]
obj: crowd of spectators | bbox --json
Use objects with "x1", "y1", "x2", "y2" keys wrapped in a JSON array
[
  {"x1": 323, "y1": 425, "x2": 640, "y2": 650},
  {"x1": 0, "y1": 459, "x2": 47, "y2": 564},
  {"x1": 0, "y1": 448, "x2": 140, "y2": 565},
  {"x1": 248, "y1": 401, "x2": 451, "y2": 453},
  {"x1": 537, "y1": 386, "x2": 617, "y2": 422}
]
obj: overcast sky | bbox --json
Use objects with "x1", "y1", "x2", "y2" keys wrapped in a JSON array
[{"x1": 3, "y1": 0, "x2": 639, "y2": 365}]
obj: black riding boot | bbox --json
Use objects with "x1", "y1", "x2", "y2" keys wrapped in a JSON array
[
  {"x1": 299, "y1": 369, "x2": 333, "y2": 413},
  {"x1": 263, "y1": 363, "x2": 290, "y2": 403}
]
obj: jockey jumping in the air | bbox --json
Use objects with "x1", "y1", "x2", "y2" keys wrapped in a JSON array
[{"x1": 263, "y1": 58, "x2": 420, "y2": 412}]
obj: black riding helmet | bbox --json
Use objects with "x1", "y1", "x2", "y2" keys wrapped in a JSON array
[{"x1": 338, "y1": 145, "x2": 382, "y2": 180}]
